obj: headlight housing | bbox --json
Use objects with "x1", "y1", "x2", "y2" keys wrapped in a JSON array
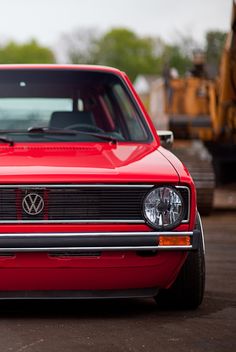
[{"x1": 143, "y1": 186, "x2": 184, "y2": 230}]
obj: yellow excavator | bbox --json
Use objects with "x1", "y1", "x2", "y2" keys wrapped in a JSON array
[
  {"x1": 157, "y1": 1, "x2": 236, "y2": 215},
  {"x1": 162, "y1": 51, "x2": 215, "y2": 215},
  {"x1": 202, "y1": 2, "x2": 236, "y2": 183}
]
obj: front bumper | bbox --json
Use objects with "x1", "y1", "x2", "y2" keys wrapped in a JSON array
[{"x1": 0, "y1": 230, "x2": 201, "y2": 252}]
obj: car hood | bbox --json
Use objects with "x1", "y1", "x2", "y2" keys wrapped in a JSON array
[{"x1": 0, "y1": 142, "x2": 181, "y2": 184}]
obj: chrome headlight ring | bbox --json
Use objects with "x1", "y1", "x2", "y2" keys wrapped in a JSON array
[{"x1": 143, "y1": 186, "x2": 184, "y2": 230}]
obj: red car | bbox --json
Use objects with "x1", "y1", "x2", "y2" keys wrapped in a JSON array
[{"x1": 0, "y1": 65, "x2": 205, "y2": 308}]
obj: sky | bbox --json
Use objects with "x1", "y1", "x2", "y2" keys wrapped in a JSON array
[{"x1": 0, "y1": 0, "x2": 232, "y2": 47}]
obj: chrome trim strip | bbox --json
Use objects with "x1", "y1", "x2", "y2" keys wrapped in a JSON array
[
  {"x1": 0, "y1": 231, "x2": 193, "y2": 237},
  {"x1": 0, "y1": 246, "x2": 193, "y2": 253},
  {"x1": 0, "y1": 220, "x2": 145, "y2": 224},
  {"x1": 176, "y1": 185, "x2": 190, "y2": 223},
  {"x1": 0, "y1": 184, "x2": 154, "y2": 189},
  {"x1": 155, "y1": 245, "x2": 192, "y2": 250}
]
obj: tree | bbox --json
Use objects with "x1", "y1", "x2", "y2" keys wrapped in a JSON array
[
  {"x1": 161, "y1": 44, "x2": 192, "y2": 76},
  {"x1": 95, "y1": 28, "x2": 162, "y2": 81},
  {"x1": 205, "y1": 31, "x2": 227, "y2": 74},
  {"x1": 61, "y1": 27, "x2": 163, "y2": 81},
  {"x1": 60, "y1": 27, "x2": 99, "y2": 64},
  {"x1": 172, "y1": 31, "x2": 201, "y2": 58},
  {"x1": 61, "y1": 26, "x2": 197, "y2": 79},
  {"x1": 0, "y1": 40, "x2": 55, "y2": 64},
  {"x1": 61, "y1": 26, "x2": 226, "y2": 80}
]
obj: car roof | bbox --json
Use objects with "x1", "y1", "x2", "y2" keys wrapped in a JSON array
[{"x1": 0, "y1": 64, "x2": 123, "y2": 76}]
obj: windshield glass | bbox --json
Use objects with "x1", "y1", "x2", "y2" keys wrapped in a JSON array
[{"x1": 0, "y1": 69, "x2": 151, "y2": 143}]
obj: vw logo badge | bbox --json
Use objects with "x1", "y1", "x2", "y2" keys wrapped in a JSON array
[{"x1": 22, "y1": 193, "x2": 44, "y2": 216}]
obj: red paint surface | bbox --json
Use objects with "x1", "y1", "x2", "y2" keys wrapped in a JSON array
[
  {"x1": 0, "y1": 143, "x2": 179, "y2": 183},
  {"x1": 0, "y1": 65, "x2": 196, "y2": 293},
  {"x1": 0, "y1": 252, "x2": 187, "y2": 291}
]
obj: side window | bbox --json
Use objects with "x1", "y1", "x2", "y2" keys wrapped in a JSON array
[{"x1": 113, "y1": 84, "x2": 147, "y2": 140}]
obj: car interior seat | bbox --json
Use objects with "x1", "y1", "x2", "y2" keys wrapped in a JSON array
[{"x1": 49, "y1": 111, "x2": 95, "y2": 129}]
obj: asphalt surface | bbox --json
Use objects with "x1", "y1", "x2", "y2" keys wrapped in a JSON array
[{"x1": 0, "y1": 210, "x2": 235, "y2": 352}]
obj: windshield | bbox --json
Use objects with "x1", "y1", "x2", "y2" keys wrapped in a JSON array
[{"x1": 0, "y1": 69, "x2": 151, "y2": 143}]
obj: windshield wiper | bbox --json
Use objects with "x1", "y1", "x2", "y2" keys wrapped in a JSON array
[
  {"x1": 73, "y1": 131, "x2": 118, "y2": 144},
  {"x1": 0, "y1": 127, "x2": 118, "y2": 144},
  {"x1": 27, "y1": 127, "x2": 118, "y2": 144},
  {"x1": 0, "y1": 136, "x2": 14, "y2": 146},
  {"x1": 27, "y1": 127, "x2": 77, "y2": 136}
]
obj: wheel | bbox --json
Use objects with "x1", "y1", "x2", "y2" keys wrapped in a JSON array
[
  {"x1": 155, "y1": 213, "x2": 205, "y2": 309},
  {"x1": 65, "y1": 123, "x2": 104, "y2": 133}
]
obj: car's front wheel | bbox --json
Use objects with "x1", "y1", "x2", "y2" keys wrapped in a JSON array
[{"x1": 155, "y1": 213, "x2": 205, "y2": 309}]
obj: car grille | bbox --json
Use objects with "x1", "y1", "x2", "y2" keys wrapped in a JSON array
[{"x1": 0, "y1": 185, "x2": 190, "y2": 223}]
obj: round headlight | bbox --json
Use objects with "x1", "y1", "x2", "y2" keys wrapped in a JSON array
[{"x1": 143, "y1": 186, "x2": 184, "y2": 230}]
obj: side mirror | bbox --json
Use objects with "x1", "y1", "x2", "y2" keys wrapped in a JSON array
[{"x1": 157, "y1": 130, "x2": 174, "y2": 149}]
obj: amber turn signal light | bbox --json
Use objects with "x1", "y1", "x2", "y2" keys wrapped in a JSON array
[{"x1": 159, "y1": 236, "x2": 191, "y2": 246}]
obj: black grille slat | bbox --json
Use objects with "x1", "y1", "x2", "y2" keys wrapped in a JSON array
[
  {"x1": 49, "y1": 196, "x2": 142, "y2": 219},
  {"x1": 0, "y1": 186, "x2": 189, "y2": 222},
  {"x1": 0, "y1": 190, "x2": 17, "y2": 219},
  {"x1": 47, "y1": 187, "x2": 145, "y2": 221}
]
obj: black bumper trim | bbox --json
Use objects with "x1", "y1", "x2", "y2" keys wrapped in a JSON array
[
  {"x1": 0, "y1": 231, "x2": 200, "y2": 252},
  {"x1": 0, "y1": 235, "x2": 156, "y2": 249}
]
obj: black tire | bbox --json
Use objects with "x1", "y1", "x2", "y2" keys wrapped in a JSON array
[{"x1": 155, "y1": 213, "x2": 205, "y2": 309}]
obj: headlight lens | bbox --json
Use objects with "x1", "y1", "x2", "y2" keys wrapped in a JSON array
[{"x1": 143, "y1": 186, "x2": 184, "y2": 230}]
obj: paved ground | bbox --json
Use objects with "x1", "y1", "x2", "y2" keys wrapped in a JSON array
[
  {"x1": 0, "y1": 210, "x2": 235, "y2": 352},
  {"x1": 214, "y1": 184, "x2": 236, "y2": 210}
]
